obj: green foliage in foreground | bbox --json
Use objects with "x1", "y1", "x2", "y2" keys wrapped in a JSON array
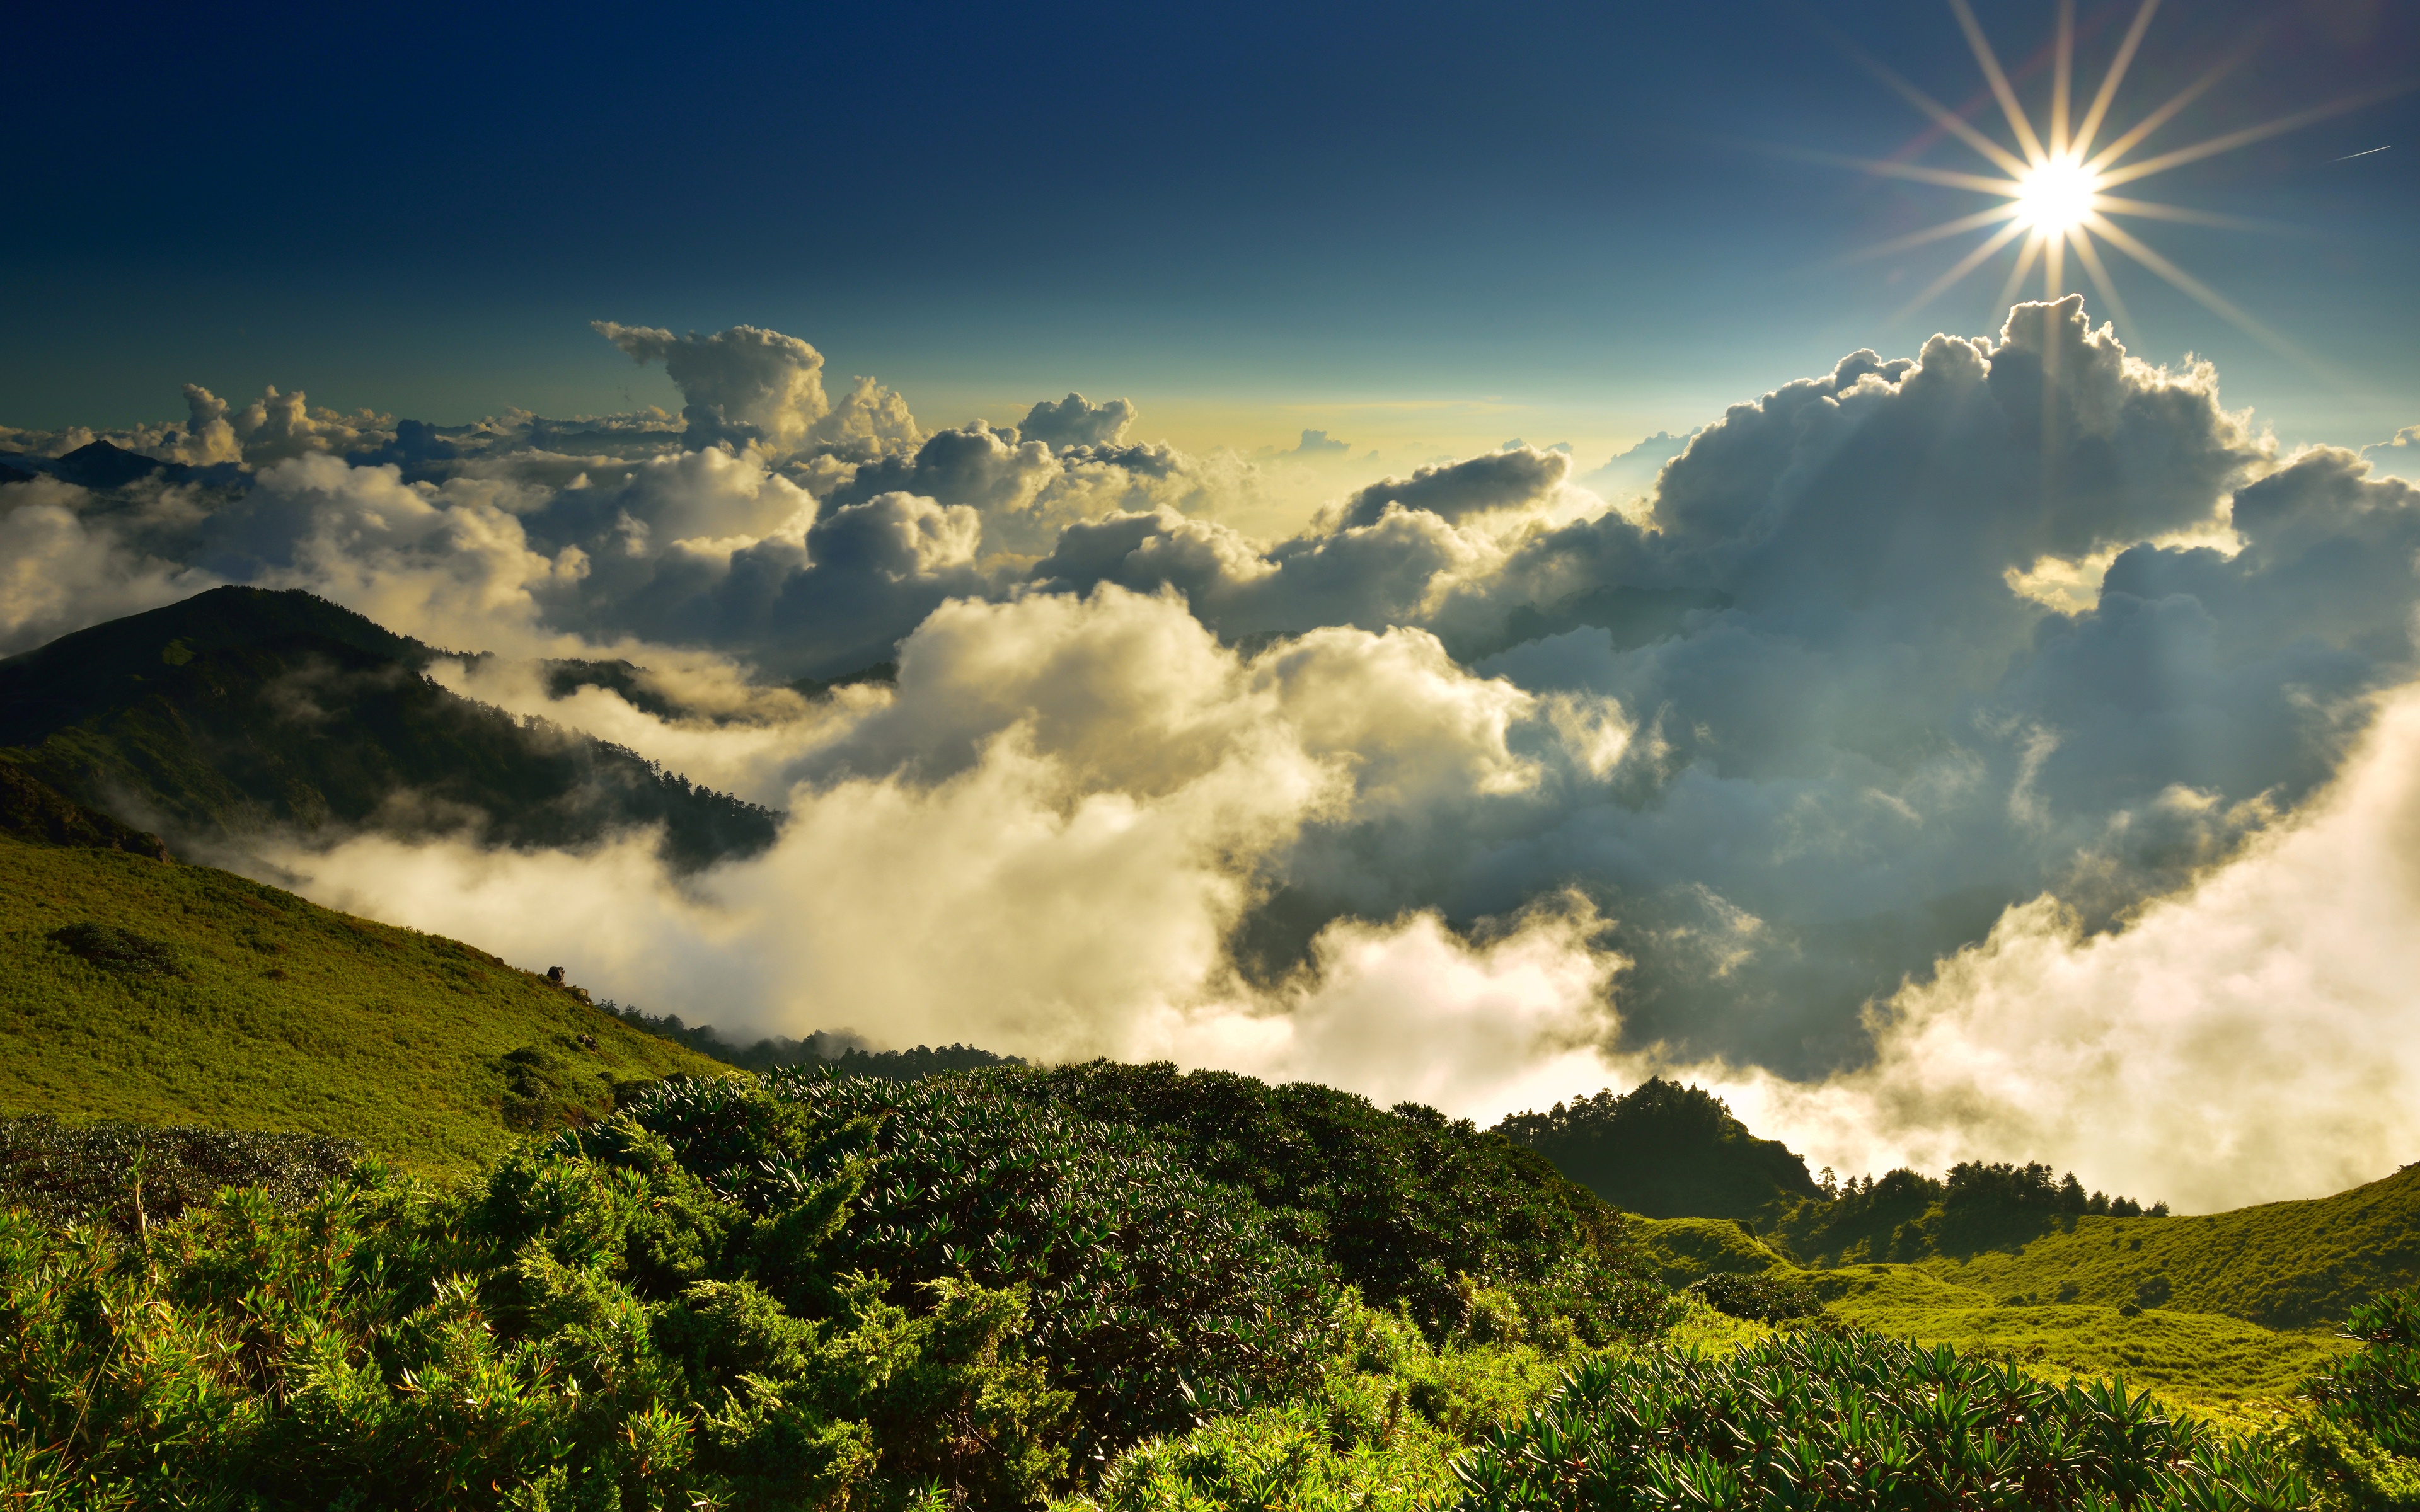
[
  {"x1": 0, "y1": 835, "x2": 723, "y2": 1173},
  {"x1": 1075, "y1": 1293, "x2": 2420, "y2": 1512},
  {"x1": 1450, "y1": 1330, "x2": 2322, "y2": 1511},
  {"x1": 0, "y1": 1157, "x2": 1068, "y2": 1511},
  {"x1": 1069, "y1": 1298, "x2": 1584, "y2": 1512},
  {"x1": 0, "y1": 1061, "x2": 1672, "y2": 1508}
]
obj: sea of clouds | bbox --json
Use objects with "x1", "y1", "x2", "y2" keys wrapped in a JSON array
[{"x1": 5, "y1": 298, "x2": 2417, "y2": 1211}]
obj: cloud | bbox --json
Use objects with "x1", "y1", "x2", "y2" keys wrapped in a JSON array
[
  {"x1": 1017, "y1": 392, "x2": 1136, "y2": 450},
  {"x1": 23, "y1": 302, "x2": 2420, "y2": 1206},
  {"x1": 1334, "y1": 445, "x2": 1571, "y2": 530},
  {"x1": 595, "y1": 321, "x2": 918, "y2": 461},
  {"x1": 1713, "y1": 677, "x2": 2420, "y2": 1212},
  {"x1": 266, "y1": 583, "x2": 1632, "y2": 1121},
  {"x1": 1287, "y1": 428, "x2": 1351, "y2": 457},
  {"x1": 0, "y1": 476, "x2": 217, "y2": 653}
]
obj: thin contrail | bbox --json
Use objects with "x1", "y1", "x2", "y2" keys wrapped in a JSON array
[{"x1": 2334, "y1": 145, "x2": 2390, "y2": 161}]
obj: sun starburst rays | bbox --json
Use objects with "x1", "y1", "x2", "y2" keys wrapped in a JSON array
[{"x1": 1840, "y1": 0, "x2": 2368, "y2": 358}]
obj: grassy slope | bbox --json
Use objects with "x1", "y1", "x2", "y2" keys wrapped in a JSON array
[
  {"x1": 1809, "y1": 1264, "x2": 2349, "y2": 1419},
  {"x1": 1917, "y1": 1168, "x2": 2420, "y2": 1330},
  {"x1": 1633, "y1": 1215, "x2": 2358, "y2": 1418},
  {"x1": 0, "y1": 834, "x2": 725, "y2": 1175}
]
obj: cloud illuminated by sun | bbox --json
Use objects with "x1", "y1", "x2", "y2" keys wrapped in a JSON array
[{"x1": 1829, "y1": 0, "x2": 2397, "y2": 357}]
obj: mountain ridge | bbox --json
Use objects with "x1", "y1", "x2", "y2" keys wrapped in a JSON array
[{"x1": 0, "y1": 587, "x2": 778, "y2": 871}]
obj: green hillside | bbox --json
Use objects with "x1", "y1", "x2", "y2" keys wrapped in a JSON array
[
  {"x1": 0, "y1": 586, "x2": 778, "y2": 869},
  {"x1": 1631, "y1": 1217, "x2": 2354, "y2": 1417},
  {"x1": 1917, "y1": 1166, "x2": 2420, "y2": 1330},
  {"x1": 0, "y1": 830, "x2": 725, "y2": 1174}
]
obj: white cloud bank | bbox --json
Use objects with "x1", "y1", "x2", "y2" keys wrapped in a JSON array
[{"x1": 11, "y1": 298, "x2": 2420, "y2": 1208}]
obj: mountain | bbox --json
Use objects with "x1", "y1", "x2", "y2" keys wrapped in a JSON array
[
  {"x1": 53, "y1": 438, "x2": 191, "y2": 490},
  {"x1": 0, "y1": 824, "x2": 724, "y2": 1174},
  {"x1": 1494, "y1": 1077, "x2": 1825, "y2": 1219},
  {"x1": 0, "y1": 586, "x2": 778, "y2": 870}
]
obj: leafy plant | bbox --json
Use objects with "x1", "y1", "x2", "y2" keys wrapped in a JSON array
[
  {"x1": 1450, "y1": 1331, "x2": 2315, "y2": 1511},
  {"x1": 0, "y1": 1120, "x2": 1069, "y2": 1509}
]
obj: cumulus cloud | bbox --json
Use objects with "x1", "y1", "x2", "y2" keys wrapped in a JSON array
[
  {"x1": 1017, "y1": 392, "x2": 1136, "y2": 450},
  {"x1": 268, "y1": 585, "x2": 1633, "y2": 1120},
  {"x1": 20, "y1": 299, "x2": 2420, "y2": 1206},
  {"x1": 0, "y1": 475, "x2": 217, "y2": 653},
  {"x1": 1334, "y1": 445, "x2": 1571, "y2": 530},
  {"x1": 596, "y1": 321, "x2": 918, "y2": 460},
  {"x1": 1712, "y1": 677, "x2": 2420, "y2": 1212}
]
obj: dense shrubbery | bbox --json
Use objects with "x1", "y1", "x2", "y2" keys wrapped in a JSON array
[
  {"x1": 1017, "y1": 1062, "x2": 1664, "y2": 1344},
  {"x1": 0, "y1": 1115, "x2": 360, "y2": 1230},
  {"x1": 1451, "y1": 1332, "x2": 2314, "y2": 1511},
  {"x1": 624, "y1": 1069, "x2": 1342, "y2": 1460},
  {"x1": 0, "y1": 1140, "x2": 1067, "y2": 1509},
  {"x1": 9, "y1": 1062, "x2": 2412, "y2": 1510},
  {"x1": 0, "y1": 1065, "x2": 1670, "y2": 1507},
  {"x1": 45, "y1": 922, "x2": 181, "y2": 976},
  {"x1": 2296, "y1": 1288, "x2": 2420, "y2": 1505}
]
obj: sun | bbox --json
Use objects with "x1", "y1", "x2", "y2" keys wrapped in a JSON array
[
  {"x1": 1821, "y1": 0, "x2": 2393, "y2": 357},
  {"x1": 2014, "y1": 157, "x2": 2098, "y2": 234}
]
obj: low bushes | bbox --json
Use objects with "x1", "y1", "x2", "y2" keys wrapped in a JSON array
[
  {"x1": 0, "y1": 1115, "x2": 359, "y2": 1230},
  {"x1": 1684, "y1": 1269, "x2": 1825, "y2": 1326}
]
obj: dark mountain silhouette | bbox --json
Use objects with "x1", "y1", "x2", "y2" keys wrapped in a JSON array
[
  {"x1": 0, "y1": 587, "x2": 778, "y2": 869},
  {"x1": 53, "y1": 439, "x2": 190, "y2": 490}
]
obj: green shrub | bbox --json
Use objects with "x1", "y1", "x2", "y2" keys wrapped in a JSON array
[
  {"x1": 2291, "y1": 1287, "x2": 2420, "y2": 1506},
  {"x1": 1684, "y1": 1269, "x2": 1824, "y2": 1326},
  {"x1": 0, "y1": 1062, "x2": 1688, "y2": 1507},
  {"x1": 619, "y1": 1069, "x2": 1345, "y2": 1462},
  {"x1": 1001, "y1": 1062, "x2": 1665, "y2": 1346},
  {"x1": 45, "y1": 921, "x2": 180, "y2": 975}
]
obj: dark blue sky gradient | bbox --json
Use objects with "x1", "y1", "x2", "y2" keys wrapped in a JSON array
[{"x1": 6, "y1": 0, "x2": 2414, "y2": 448}]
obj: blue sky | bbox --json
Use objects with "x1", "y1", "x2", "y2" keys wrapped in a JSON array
[{"x1": 6, "y1": 0, "x2": 2414, "y2": 460}]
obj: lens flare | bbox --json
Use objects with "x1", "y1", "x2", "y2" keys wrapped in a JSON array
[{"x1": 1819, "y1": 0, "x2": 2395, "y2": 360}]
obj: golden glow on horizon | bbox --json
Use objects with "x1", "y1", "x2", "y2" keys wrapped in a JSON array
[{"x1": 1838, "y1": 0, "x2": 2387, "y2": 357}]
